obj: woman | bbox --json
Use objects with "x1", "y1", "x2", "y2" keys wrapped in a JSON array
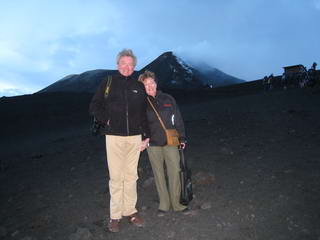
[{"x1": 138, "y1": 70, "x2": 188, "y2": 214}]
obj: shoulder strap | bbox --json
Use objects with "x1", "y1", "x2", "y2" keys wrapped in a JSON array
[
  {"x1": 147, "y1": 97, "x2": 167, "y2": 131},
  {"x1": 104, "y1": 75, "x2": 112, "y2": 98}
]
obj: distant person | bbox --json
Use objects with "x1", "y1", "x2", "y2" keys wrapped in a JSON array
[
  {"x1": 89, "y1": 49, "x2": 150, "y2": 233},
  {"x1": 300, "y1": 66, "x2": 310, "y2": 88},
  {"x1": 263, "y1": 76, "x2": 268, "y2": 91},
  {"x1": 267, "y1": 74, "x2": 274, "y2": 90},
  {"x1": 138, "y1": 70, "x2": 189, "y2": 216},
  {"x1": 309, "y1": 62, "x2": 318, "y2": 86},
  {"x1": 311, "y1": 62, "x2": 320, "y2": 86},
  {"x1": 281, "y1": 73, "x2": 287, "y2": 90}
]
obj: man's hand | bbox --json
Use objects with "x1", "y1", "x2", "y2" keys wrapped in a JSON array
[{"x1": 140, "y1": 138, "x2": 150, "y2": 151}]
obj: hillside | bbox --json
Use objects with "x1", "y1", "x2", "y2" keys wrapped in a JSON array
[{"x1": 0, "y1": 83, "x2": 320, "y2": 240}]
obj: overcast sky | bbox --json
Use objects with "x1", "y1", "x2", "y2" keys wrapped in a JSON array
[{"x1": 1, "y1": 0, "x2": 319, "y2": 96}]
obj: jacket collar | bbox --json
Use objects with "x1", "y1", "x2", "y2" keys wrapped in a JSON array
[
  {"x1": 155, "y1": 90, "x2": 163, "y2": 98},
  {"x1": 115, "y1": 71, "x2": 134, "y2": 80}
]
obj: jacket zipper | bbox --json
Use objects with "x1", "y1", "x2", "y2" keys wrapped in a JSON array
[{"x1": 125, "y1": 78, "x2": 129, "y2": 135}]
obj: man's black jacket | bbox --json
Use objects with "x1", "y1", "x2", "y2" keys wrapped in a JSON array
[{"x1": 89, "y1": 72, "x2": 150, "y2": 139}]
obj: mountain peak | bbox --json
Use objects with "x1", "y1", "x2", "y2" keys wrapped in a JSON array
[
  {"x1": 141, "y1": 52, "x2": 243, "y2": 89},
  {"x1": 39, "y1": 52, "x2": 244, "y2": 93},
  {"x1": 160, "y1": 51, "x2": 173, "y2": 57}
]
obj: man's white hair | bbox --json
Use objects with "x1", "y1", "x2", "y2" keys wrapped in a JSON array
[{"x1": 116, "y1": 49, "x2": 137, "y2": 66}]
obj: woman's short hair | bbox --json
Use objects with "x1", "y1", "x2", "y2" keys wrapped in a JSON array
[
  {"x1": 138, "y1": 70, "x2": 157, "y2": 84},
  {"x1": 116, "y1": 49, "x2": 137, "y2": 66}
]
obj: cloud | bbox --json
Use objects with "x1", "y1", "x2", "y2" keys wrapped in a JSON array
[
  {"x1": 0, "y1": 71, "x2": 35, "y2": 96},
  {"x1": 0, "y1": 0, "x2": 120, "y2": 94},
  {"x1": 0, "y1": 88, "x2": 27, "y2": 97},
  {"x1": 314, "y1": 0, "x2": 320, "y2": 9},
  {"x1": 0, "y1": 0, "x2": 319, "y2": 96}
]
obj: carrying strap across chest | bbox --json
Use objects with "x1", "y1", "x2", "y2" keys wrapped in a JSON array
[
  {"x1": 104, "y1": 75, "x2": 112, "y2": 98},
  {"x1": 147, "y1": 97, "x2": 167, "y2": 132}
]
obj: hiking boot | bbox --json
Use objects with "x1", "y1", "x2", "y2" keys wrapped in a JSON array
[
  {"x1": 108, "y1": 219, "x2": 120, "y2": 233},
  {"x1": 181, "y1": 207, "x2": 192, "y2": 215},
  {"x1": 127, "y1": 213, "x2": 145, "y2": 227},
  {"x1": 157, "y1": 209, "x2": 168, "y2": 217}
]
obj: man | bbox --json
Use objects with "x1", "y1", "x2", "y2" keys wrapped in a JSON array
[{"x1": 89, "y1": 49, "x2": 150, "y2": 233}]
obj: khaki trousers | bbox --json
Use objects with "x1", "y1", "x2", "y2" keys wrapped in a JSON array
[
  {"x1": 105, "y1": 135, "x2": 141, "y2": 219},
  {"x1": 147, "y1": 146, "x2": 186, "y2": 211}
]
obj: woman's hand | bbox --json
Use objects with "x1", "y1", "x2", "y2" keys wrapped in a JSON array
[
  {"x1": 179, "y1": 142, "x2": 186, "y2": 149},
  {"x1": 140, "y1": 138, "x2": 150, "y2": 151}
]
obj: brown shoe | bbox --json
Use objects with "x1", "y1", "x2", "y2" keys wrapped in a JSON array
[
  {"x1": 127, "y1": 213, "x2": 145, "y2": 227},
  {"x1": 108, "y1": 219, "x2": 120, "y2": 233}
]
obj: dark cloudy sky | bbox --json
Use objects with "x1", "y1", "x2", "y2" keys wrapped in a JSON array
[{"x1": 1, "y1": 0, "x2": 319, "y2": 96}]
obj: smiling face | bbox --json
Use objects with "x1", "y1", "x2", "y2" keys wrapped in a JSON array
[
  {"x1": 117, "y1": 56, "x2": 135, "y2": 77},
  {"x1": 143, "y1": 77, "x2": 157, "y2": 97}
]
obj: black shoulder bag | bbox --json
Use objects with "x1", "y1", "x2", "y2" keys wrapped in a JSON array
[
  {"x1": 91, "y1": 75, "x2": 112, "y2": 135},
  {"x1": 179, "y1": 147, "x2": 193, "y2": 205}
]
